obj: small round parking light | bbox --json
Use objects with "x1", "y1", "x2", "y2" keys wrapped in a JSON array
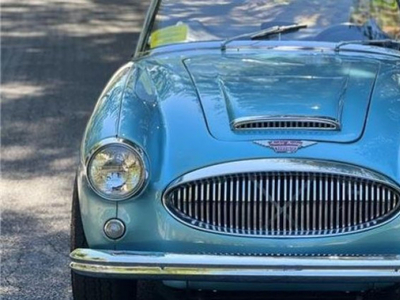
[{"x1": 104, "y1": 219, "x2": 125, "y2": 240}]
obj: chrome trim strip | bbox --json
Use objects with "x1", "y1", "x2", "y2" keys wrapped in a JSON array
[
  {"x1": 70, "y1": 249, "x2": 400, "y2": 281},
  {"x1": 165, "y1": 159, "x2": 399, "y2": 195},
  {"x1": 232, "y1": 116, "x2": 341, "y2": 131},
  {"x1": 135, "y1": 40, "x2": 400, "y2": 60},
  {"x1": 162, "y1": 159, "x2": 400, "y2": 238},
  {"x1": 134, "y1": 0, "x2": 161, "y2": 57}
]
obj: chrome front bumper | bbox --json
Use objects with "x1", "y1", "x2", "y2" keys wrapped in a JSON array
[{"x1": 70, "y1": 249, "x2": 400, "y2": 282}]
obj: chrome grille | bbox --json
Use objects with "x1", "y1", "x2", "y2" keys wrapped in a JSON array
[
  {"x1": 164, "y1": 170, "x2": 400, "y2": 236},
  {"x1": 233, "y1": 117, "x2": 339, "y2": 131}
]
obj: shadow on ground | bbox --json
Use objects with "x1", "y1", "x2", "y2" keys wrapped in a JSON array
[
  {"x1": 1, "y1": 0, "x2": 148, "y2": 299},
  {"x1": 1, "y1": 0, "x2": 148, "y2": 180},
  {"x1": 1, "y1": 209, "x2": 70, "y2": 298}
]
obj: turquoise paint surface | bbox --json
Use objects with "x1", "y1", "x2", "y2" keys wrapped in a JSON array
[{"x1": 77, "y1": 42, "x2": 400, "y2": 287}]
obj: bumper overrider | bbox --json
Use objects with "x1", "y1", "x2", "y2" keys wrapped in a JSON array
[{"x1": 70, "y1": 249, "x2": 400, "y2": 282}]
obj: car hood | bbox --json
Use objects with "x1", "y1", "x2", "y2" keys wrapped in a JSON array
[
  {"x1": 183, "y1": 52, "x2": 379, "y2": 142},
  {"x1": 114, "y1": 48, "x2": 400, "y2": 186}
]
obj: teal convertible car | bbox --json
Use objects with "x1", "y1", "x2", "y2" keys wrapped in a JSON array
[{"x1": 70, "y1": 0, "x2": 400, "y2": 299}]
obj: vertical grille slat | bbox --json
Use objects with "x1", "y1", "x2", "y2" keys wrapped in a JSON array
[
  {"x1": 329, "y1": 176, "x2": 333, "y2": 231},
  {"x1": 247, "y1": 176, "x2": 252, "y2": 232},
  {"x1": 254, "y1": 175, "x2": 259, "y2": 233},
  {"x1": 271, "y1": 174, "x2": 275, "y2": 234},
  {"x1": 288, "y1": 175, "x2": 293, "y2": 234},
  {"x1": 277, "y1": 175, "x2": 281, "y2": 234},
  {"x1": 306, "y1": 176, "x2": 311, "y2": 233},
  {"x1": 229, "y1": 177, "x2": 234, "y2": 230},
  {"x1": 317, "y1": 176, "x2": 321, "y2": 231},
  {"x1": 212, "y1": 181, "x2": 216, "y2": 226},
  {"x1": 295, "y1": 175, "x2": 299, "y2": 233},
  {"x1": 312, "y1": 176, "x2": 317, "y2": 231},
  {"x1": 382, "y1": 187, "x2": 386, "y2": 216},
  {"x1": 300, "y1": 174, "x2": 305, "y2": 233},
  {"x1": 235, "y1": 177, "x2": 239, "y2": 231},
  {"x1": 371, "y1": 184, "x2": 375, "y2": 220},
  {"x1": 265, "y1": 175, "x2": 270, "y2": 234},
  {"x1": 223, "y1": 179, "x2": 227, "y2": 229},
  {"x1": 283, "y1": 174, "x2": 287, "y2": 234},
  {"x1": 194, "y1": 184, "x2": 198, "y2": 220},
  {"x1": 347, "y1": 181, "x2": 351, "y2": 228},
  {"x1": 324, "y1": 178, "x2": 328, "y2": 231},
  {"x1": 206, "y1": 181, "x2": 211, "y2": 226},
  {"x1": 166, "y1": 171, "x2": 400, "y2": 236},
  {"x1": 365, "y1": 183, "x2": 369, "y2": 223},
  {"x1": 200, "y1": 182, "x2": 204, "y2": 222},
  {"x1": 188, "y1": 185, "x2": 192, "y2": 217},
  {"x1": 377, "y1": 185, "x2": 381, "y2": 218},
  {"x1": 359, "y1": 181, "x2": 363, "y2": 227},
  {"x1": 258, "y1": 176, "x2": 263, "y2": 234},
  {"x1": 241, "y1": 178, "x2": 245, "y2": 231}
]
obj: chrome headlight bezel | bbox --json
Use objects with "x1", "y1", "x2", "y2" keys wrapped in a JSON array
[{"x1": 85, "y1": 138, "x2": 148, "y2": 201}]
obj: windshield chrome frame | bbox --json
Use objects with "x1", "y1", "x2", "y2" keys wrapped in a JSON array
[
  {"x1": 134, "y1": 40, "x2": 400, "y2": 61},
  {"x1": 134, "y1": 0, "x2": 162, "y2": 58}
]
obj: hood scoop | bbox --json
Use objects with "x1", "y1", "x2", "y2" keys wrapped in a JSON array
[
  {"x1": 233, "y1": 116, "x2": 340, "y2": 131},
  {"x1": 184, "y1": 53, "x2": 379, "y2": 143}
]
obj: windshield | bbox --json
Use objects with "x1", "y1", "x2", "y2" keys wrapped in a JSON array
[{"x1": 148, "y1": 0, "x2": 400, "y2": 49}]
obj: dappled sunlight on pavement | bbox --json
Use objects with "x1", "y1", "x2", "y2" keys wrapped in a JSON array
[{"x1": 1, "y1": 0, "x2": 148, "y2": 299}]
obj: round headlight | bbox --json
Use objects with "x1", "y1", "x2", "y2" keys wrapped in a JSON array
[{"x1": 87, "y1": 143, "x2": 146, "y2": 200}]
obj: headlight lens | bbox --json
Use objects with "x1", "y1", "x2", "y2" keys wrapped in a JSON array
[{"x1": 87, "y1": 143, "x2": 146, "y2": 200}]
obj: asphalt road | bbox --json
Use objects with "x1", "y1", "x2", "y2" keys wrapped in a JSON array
[
  {"x1": 0, "y1": 1, "x2": 398, "y2": 300},
  {"x1": 1, "y1": 0, "x2": 148, "y2": 299}
]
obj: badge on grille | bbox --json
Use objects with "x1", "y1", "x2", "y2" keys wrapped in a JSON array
[{"x1": 254, "y1": 140, "x2": 317, "y2": 153}]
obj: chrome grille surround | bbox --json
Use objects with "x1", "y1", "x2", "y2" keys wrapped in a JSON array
[
  {"x1": 163, "y1": 159, "x2": 400, "y2": 237},
  {"x1": 233, "y1": 116, "x2": 340, "y2": 131}
]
